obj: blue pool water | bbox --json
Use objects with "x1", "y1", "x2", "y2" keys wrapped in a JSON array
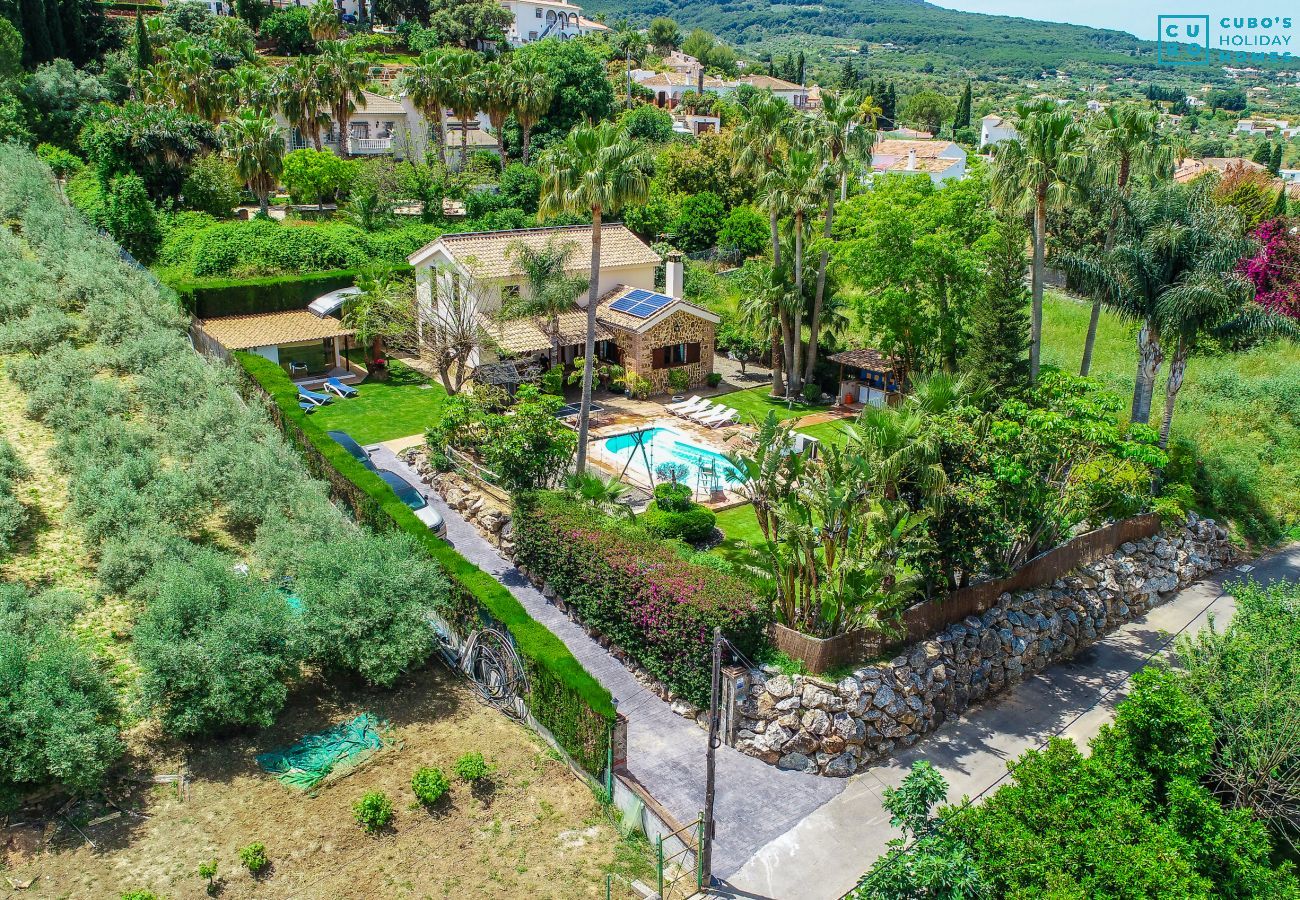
[{"x1": 598, "y1": 427, "x2": 744, "y2": 488}]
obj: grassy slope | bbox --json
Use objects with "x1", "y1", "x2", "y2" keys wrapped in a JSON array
[
  {"x1": 311, "y1": 363, "x2": 449, "y2": 444},
  {"x1": 711, "y1": 384, "x2": 831, "y2": 425},
  {"x1": 1041, "y1": 292, "x2": 1300, "y2": 542}
]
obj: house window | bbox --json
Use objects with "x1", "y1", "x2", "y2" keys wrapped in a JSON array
[
  {"x1": 535, "y1": 7, "x2": 541, "y2": 15},
  {"x1": 528, "y1": 30, "x2": 538, "y2": 39},
  {"x1": 652, "y1": 342, "x2": 700, "y2": 369}
]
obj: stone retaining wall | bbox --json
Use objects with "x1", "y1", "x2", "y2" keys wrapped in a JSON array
[
  {"x1": 732, "y1": 515, "x2": 1234, "y2": 778},
  {"x1": 401, "y1": 449, "x2": 516, "y2": 555}
]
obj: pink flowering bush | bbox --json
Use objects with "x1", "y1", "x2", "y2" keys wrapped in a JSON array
[
  {"x1": 514, "y1": 492, "x2": 766, "y2": 706},
  {"x1": 1238, "y1": 217, "x2": 1300, "y2": 320}
]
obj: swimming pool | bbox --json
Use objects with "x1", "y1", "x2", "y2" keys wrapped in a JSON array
[{"x1": 596, "y1": 427, "x2": 744, "y2": 490}]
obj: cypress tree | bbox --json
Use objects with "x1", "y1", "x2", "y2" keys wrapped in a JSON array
[
  {"x1": 42, "y1": 0, "x2": 65, "y2": 59},
  {"x1": 955, "y1": 80, "x2": 972, "y2": 129},
  {"x1": 1270, "y1": 142, "x2": 1283, "y2": 175},
  {"x1": 19, "y1": 0, "x2": 52, "y2": 64},
  {"x1": 1252, "y1": 141, "x2": 1272, "y2": 169},
  {"x1": 1273, "y1": 186, "x2": 1288, "y2": 219},
  {"x1": 796, "y1": 50, "x2": 805, "y2": 85},
  {"x1": 59, "y1": 0, "x2": 84, "y2": 64},
  {"x1": 839, "y1": 59, "x2": 855, "y2": 89},
  {"x1": 134, "y1": 10, "x2": 151, "y2": 72},
  {"x1": 967, "y1": 218, "x2": 1031, "y2": 393}
]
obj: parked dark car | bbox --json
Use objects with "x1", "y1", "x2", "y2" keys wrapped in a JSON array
[
  {"x1": 327, "y1": 430, "x2": 377, "y2": 472},
  {"x1": 377, "y1": 469, "x2": 446, "y2": 537}
]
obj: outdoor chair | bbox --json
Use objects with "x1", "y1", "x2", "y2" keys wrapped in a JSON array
[
  {"x1": 671, "y1": 397, "x2": 712, "y2": 418},
  {"x1": 298, "y1": 401, "x2": 316, "y2": 414},
  {"x1": 288, "y1": 361, "x2": 308, "y2": 375},
  {"x1": 685, "y1": 402, "x2": 720, "y2": 423},
  {"x1": 697, "y1": 405, "x2": 733, "y2": 426},
  {"x1": 324, "y1": 377, "x2": 359, "y2": 398},
  {"x1": 707, "y1": 408, "x2": 740, "y2": 428},
  {"x1": 298, "y1": 387, "x2": 333, "y2": 406},
  {"x1": 665, "y1": 394, "x2": 702, "y2": 413}
]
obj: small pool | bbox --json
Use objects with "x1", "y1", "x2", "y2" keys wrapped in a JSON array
[{"x1": 597, "y1": 427, "x2": 744, "y2": 489}]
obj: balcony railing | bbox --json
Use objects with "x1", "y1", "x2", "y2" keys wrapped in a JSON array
[{"x1": 349, "y1": 136, "x2": 394, "y2": 154}]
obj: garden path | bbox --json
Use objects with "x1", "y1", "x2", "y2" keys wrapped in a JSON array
[{"x1": 367, "y1": 446, "x2": 847, "y2": 880}]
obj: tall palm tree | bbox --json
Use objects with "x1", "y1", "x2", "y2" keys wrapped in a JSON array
[
  {"x1": 475, "y1": 61, "x2": 514, "y2": 162},
  {"x1": 315, "y1": 41, "x2": 366, "y2": 158},
  {"x1": 274, "y1": 56, "x2": 328, "y2": 151},
  {"x1": 733, "y1": 92, "x2": 795, "y2": 396},
  {"x1": 503, "y1": 238, "x2": 588, "y2": 366},
  {"x1": 399, "y1": 50, "x2": 457, "y2": 168},
  {"x1": 1080, "y1": 104, "x2": 1171, "y2": 376},
  {"x1": 229, "y1": 65, "x2": 272, "y2": 117},
  {"x1": 441, "y1": 49, "x2": 482, "y2": 170},
  {"x1": 990, "y1": 103, "x2": 1085, "y2": 384},
  {"x1": 539, "y1": 123, "x2": 651, "y2": 474},
  {"x1": 221, "y1": 113, "x2": 283, "y2": 216},
  {"x1": 805, "y1": 90, "x2": 868, "y2": 386},
  {"x1": 510, "y1": 55, "x2": 553, "y2": 165},
  {"x1": 307, "y1": 0, "x2": 339, "y2": 41}
]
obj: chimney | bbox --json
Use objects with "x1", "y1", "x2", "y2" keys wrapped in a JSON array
[
  {"x1": 907, "y1": 148, "x2": 917, "y2": 170},
  {"x1": 666, "y1": 251, "x2": 685, "y2": 298}
]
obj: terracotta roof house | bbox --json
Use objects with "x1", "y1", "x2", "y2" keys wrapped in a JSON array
[
  {"x1": 1173, "y1": 156, "x2": 1269, "y2": 183},
  {"x1": 196, "y1": 309, "x2": 357, "y2": 381},
  {"x1": 407, "y1": 225, "x2": 719, "y2": 394},
  {"x1": 869, "y1": 139, "x2": 968, "y2": 185}
]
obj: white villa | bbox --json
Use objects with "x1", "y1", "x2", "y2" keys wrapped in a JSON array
[
  {"x1": 869, "y1": 139, "x2": 967, "y2": 185},
  {"x1": 407, "y1": 224, "x2": 720, "y2": 394},
  {"x1": 979, "y1": 114, "x2": 1018, "y2": 149},
  {"x1": 498, "y1": 0, "x2": 608, "y2": 46},
  {"x1": 631, "y1": 70, "x2": 809, "y2": 109}
]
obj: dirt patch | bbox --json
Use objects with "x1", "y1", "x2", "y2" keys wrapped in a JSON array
[{"x1": 6, "y1": 668, "x2": 650, "y2": 899}]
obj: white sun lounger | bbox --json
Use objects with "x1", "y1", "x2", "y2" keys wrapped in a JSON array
[
  {"x1": 675, "y1": 398, "x2": 713, "y2": 418},
  {"x1": 665, "y1": 394, "x2": 702, "y2": 413},
  {"x1": 686, "y1": 402, "x2": 721, "y2": 423},
  {"x1": 707, "y1": 408, "x2": 740, "y2": 428},
  {"x1": 697, "y1": 405, "x2": 734, "y2": 427}
]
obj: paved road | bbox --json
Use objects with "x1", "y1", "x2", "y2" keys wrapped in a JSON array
[
  {"x1": 367, "y1": 445, "x2": 845, "y2": 879},
  {"x1": 723, "y1": 543, "x2": 1300, "y2": 900}
]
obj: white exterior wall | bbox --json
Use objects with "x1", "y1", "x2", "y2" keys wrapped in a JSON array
[
  {"x1": 249, "y1": 345, "x2": 279, "y2": 364},
  {"x1": 501, "y1": 0, "x2": 596, "y2": 45},
  {"x1": 275, "y1": 97, "x2": 432, "y2": 162},
  {"x1": 979, "y1": 116, "x2": 1018, "y2": 149}
]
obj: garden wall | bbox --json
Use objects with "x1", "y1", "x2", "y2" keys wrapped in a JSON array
[{"x1": 732, "y1": 516, "x2": 1234, "y2": 777}]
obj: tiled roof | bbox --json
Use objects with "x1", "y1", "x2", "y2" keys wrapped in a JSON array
[
  {"x1": 409, "y1": 224, "x2": 661, "y2": 277},
  {"x1": 595, "y1": 285, "x2": 720, "y2": 333},
  {"x1": 1173, "y1": 156, "x2": 1268, "y2": 183},
  {"x1": 874, "y1": 139, "x2": 956, "y2": 158},
  {"x1": 737, "y1": 74, "x2": 804, "y2": 91},
  {"x1": 479, "y1": 309, "x2": 613, "y2": 355},
  {"x1": 827, "y1": 347, "x2": 898, "y2": 372},
  {"x1": 200, "y1": 311, "x2": 353, "y2": 350},
  {"x1": 357, "y1": 90, "x2": 405, "y2": 115},
  {"x1": 634, "y1": 71, "x2": 726, "y2": 88}
]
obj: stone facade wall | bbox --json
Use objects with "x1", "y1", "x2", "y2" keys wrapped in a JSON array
[
  {"x1": 400, "y1": 449, "x2": 517, "y2": 555},
  {"x1": 733, "y1": 516, "x2": 1235, "y2": 778},
  {"x1": 620, "y1": 309, "x2": 716, "y2": 395}
]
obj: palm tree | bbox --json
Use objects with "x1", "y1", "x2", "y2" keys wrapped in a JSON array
[
  {"x1": 274, "y1": 56, "x2": 328, "y2": 151},
  {"x1": 315, "y1": 41, "x2": 366, "y2": 158},
  {"x1": 229, "y1": 65, "x2": 272, "y2": 117},
  {"x1": 344, "y1": 267, "x2": 416, "y2": 372},
  {"x1": 504, "y1": 238, "x2": 588, "y2": 366},
  {"x1": 990, "y1": 103, "x2": 1085, "y2": 384},
  {"x1": 539, "y1": 123, "x2": 651, "y2": 474},
  {"x1": 611, "y1": 21, "x2": 646, "y2": 109},
  {"x1": 733, "y1": 92, "x2": 795, "y2": 396},
  {"x1": 805, "y1": 89, "x2": 869, "y2": 386},
  {"x1": 510, "y1": 55, "x2": 553, "y2": 165},
  {"x1": 307, "y1": 0, "x2": 339, "y2": 41},
  {"x1": 399, "y1": 50, "x2": 457, "y2": 168},
  {"x1": 220, "y1": 113, "x2": 283, "y2": 216},
  {"x1": 1080, "y1": 104, "x2": 1171, "y2": 376},
  {"x1": 475, "y1": 61, "x2": 514, "y2": 162},
  {"x1": 441, "y1": 49, "x2": 482, "y2": 170}
]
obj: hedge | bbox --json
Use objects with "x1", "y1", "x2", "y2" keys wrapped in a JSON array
[
  {"x1": 513, "y1": 492, "x2": 766, "y2": 707},
  {"x1": 234, "y1": 352, "x2": 615, "y2": 776},
  {"x1": 163, "y1": 266, "x2": 409, "y2": 318}
]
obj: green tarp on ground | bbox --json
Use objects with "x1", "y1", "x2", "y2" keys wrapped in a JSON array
[{"x1": 256, "y1": 713, "x2": 388, "y2": 790}]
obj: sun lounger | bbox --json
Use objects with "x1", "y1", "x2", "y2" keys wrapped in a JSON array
[
  {"x1": 323, "y1": 377, "x2": 359, "y2": 398},
  {"x1": 665, "y1": 394, "x2": 702, "y2": 413},
  {"x1": 671, "y1": 397, "x2": 711, "y2": 418},
  {"x1": 298, "y1": 401, "x2": 316, "y2": 414},
  {"x1": 298, "y1": 387, "x2": 333, "y2": 406},
  {"x1": 707, "y1": 408, "x2": 740, "y2": 428},
  {"x1": 686, "y1": 402, "x2": 721, "y2": 423},
  {"x1": 697, "y1": 405, "x2": 733, "y2": 426}
]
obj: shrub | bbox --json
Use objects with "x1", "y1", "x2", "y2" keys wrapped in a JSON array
[
  {"x1": 668, "y1": 367, "x2": 691, "y2": 392},
  {"x1": 707, "y1": 372, "x2": 723, "y2": 388},
  {"x1": 671, "y1": 190, "x2": 725, "y2": 252},
  {"x1": 801, "y1": 383, "x2": 820, "y2": 404},
  {"x1": 35, "y1": 143, "x2": 83, "y2": 179},
  {"x1": 620, "y1": 104, "x2": 675, "y2": 143},
  {"x1": 262, "y1": 7, "x2": 314, "y2": 54},
  {"x1": 353, "y1": 791, "x2": 394, "y2": 833},
  {"x1": 641, "y1": 501, "x2": 717, "y2": 545},
  {"x1": 180, "y1": 153, "x2": 242, "y2": 218},
  {"x1": 513, "y1": 492, "x2": 764, "y2": 705},
  {"x1": 197, "y1": 860, "x2": 218, "y2": 892},
  {"x1": 133, "y1": 548, "x2": 299, "y2": 738},
  {"x1": 717, "y1": 205, "x2": 768, "y2": 257},
  {"x1": 653, "y1": 481, "x2": 692, "y2": 512},
  {"x1": 121, "y1": 892, "x2": 161, "y2": 900},
  {"x1": 453, "y1": 751, "x2": 492, "y2": 783},
  {"x1": 103, "y1": 174, "x2": 162, "y2": 263},
  {"x1": 412, "y1": 766, "x2": 450, "y2": 806},
  {"x1": 238, "y1": 842, "x2": 269, "y2": 876}
]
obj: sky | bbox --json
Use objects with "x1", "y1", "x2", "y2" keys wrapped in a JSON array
[{"x1": 929, "y1": 0, "x2": 1250, "y2": 41}]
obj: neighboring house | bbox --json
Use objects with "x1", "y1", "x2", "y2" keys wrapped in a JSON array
[
  {"x1": 1086, "y1": 99, "x2": 1105, "y2": 112},
  {"x1": 662, "y1": 51, "x2": 702, "y2": 79},
  {"x1": 631, "y1": 70, "x2": 808, "y2": 108},
  {"x1": 869, "y1": 139, "x2": 967, "y2": 185},
  {"x1": 1173, "y1": 156, "x2": 1270, "y2": 183},
  {"x1": 804, "y1": 84, "x2": 822, "y2": 111},
  {"x1": 407, "y1": 225, "x2": 718, "y2": 393},
  {"x1": 828, "y1": 348, "x2": 902, "y2": 408},
  {"x1": 499, "y1": 0, "x2": 607, "y2": 46},
  {"x1": 734, "y1": 74, "x2": 809, "y2": 108},
  {"x1": 673, "y1": 112, "x2": 721, "y2": 135},
  {"x1": 980, "y1": 114, "x2": 1018, "y2": 149},
  {"x1": 1185, "y1": 96, "x2": 1206, "y2": 107}
]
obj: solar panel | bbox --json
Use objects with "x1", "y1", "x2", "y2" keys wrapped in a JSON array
[{"x1": 609, "y1": 289, "x2": 675, "y2": 319}]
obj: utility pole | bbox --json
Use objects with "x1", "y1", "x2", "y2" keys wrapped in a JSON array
[{"x1": 701, "y1": 626, "x2": 722, "y2": 888}]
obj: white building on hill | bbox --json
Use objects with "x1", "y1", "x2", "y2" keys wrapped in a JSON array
[
  {"x1": 979, "y1": 114, "x2": 1018, "y2": 149},
  {"x1": 869, "y1": 139, "x2": 967, "y2": 185},
  {"x1": 498, "y1": 0, "x2": 608, "y2": 46}
]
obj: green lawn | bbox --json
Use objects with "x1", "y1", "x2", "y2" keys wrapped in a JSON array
[
  {"x1": 1041, "y1": 291, "x2": 1300, "y2": 543},
  {"x1": 710, "y1": 385, "x2": 831, "y2": 426},
  {"x1": 310, "y1": 362, "x2": 449, "y2": 444},
  {"x1": 711, "y1": 504, "x2": 770, "y2": 568}
]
